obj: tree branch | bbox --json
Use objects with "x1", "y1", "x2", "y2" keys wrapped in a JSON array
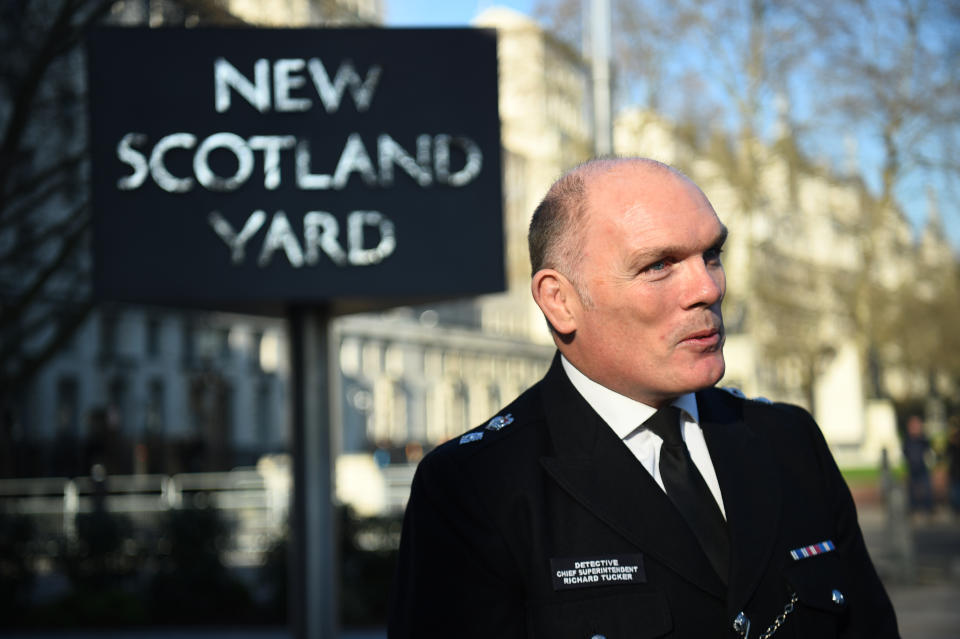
[
  {"x1": 0, "y1": 200, "x2": 88, "y2": 264},
  {"x1": 0, "y1": 0, "x2": 113, "y2": 197},
  {"x1": 1, "y1": 298, "x2": 94, "y2": 395},
  {"x1": 0, "y1": 202, "x2": 89, "y2": 329},
  {"x1": 0, "y1": 152, "x2": 86, "y2": 224}
]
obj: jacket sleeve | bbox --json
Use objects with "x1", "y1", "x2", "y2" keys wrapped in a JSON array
[
  {"x1": 798, "y1": 406, "x2": 901, "y2": 638},
  {"x1": 388, "y1": 447, "x2": 526, "y2": 639}
]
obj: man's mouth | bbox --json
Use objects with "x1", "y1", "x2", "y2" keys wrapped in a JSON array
[{"x1": 679, "y1": 327, "x2": 724, "y2": 348}]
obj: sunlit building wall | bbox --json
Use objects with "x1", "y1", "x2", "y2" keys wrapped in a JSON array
[
  {"x1": 20, "y1": 309, "x2": 289, "y2": 477},
  {"x1": 332, "y1": 7, "x2": 592, "y2": 476},
  {"x1": 108, "y1": 0, "x2": 382, "y2": 26},
  {"x1": 614, "y1": 106, "x2": 956, "y2": 466},
  {"x1": 16, "y1": 2, "x2": 954, "y2": 510},
  {"x1": 474, "y1": 7, "x2": 593, "y2": 344},
  {"x1": 226, "y1": 0, "x2": 383, "y2": 26}
]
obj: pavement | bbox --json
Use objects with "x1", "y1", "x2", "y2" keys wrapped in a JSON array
[
  {"x1": 857, "y1": 497, "x2": 960, "y2": 639},
  {"x1": 8, "y1": 491, "x2": 959, "y2": 639}
]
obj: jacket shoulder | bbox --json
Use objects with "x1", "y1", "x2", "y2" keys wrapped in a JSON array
[
  {"x1": 417, "y1": 379, "x2": 546, "y2": 473},
  {"x1": 701, "y1": 386, "x2": 820, "y2": 443},
  {"x1": 706, "y1": 386, "x2": 814, "y2": 420}
]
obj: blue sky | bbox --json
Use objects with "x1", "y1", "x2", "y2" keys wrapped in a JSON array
[
  {"x1": 385, "y1": 1, "x2": 958, "y2": 250},
  {"x1": 386, "y1": 1, "x2": 537, "y2": 26}
]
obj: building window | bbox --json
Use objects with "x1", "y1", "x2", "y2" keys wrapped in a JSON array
[
  {"x1": 255, "y1": 382, "x2": 271, "y2": 447},
  {"x1": 218, "y1": 327, "x2": 231, "y2": 359},
  {"x1": 251, "y1": 330, "x2": 264, "y2": 372},
  {"x1": 99, "y1": 312, "x2": 118, "y2": 361},
  {"x1": 146, "y1": 316, "x2": 161, "y2": 358},
  {"x1": 108, "y1": 377, "x2": 127, "y2": 432},
  {"x1": 488, "y1": 384, "x2": 501, "y2": 413},
  {"x1": 181, "y1": 318, "x2": 195, "y2": 366},
  {"x1": 188, "y1": 376, "x2": 207, "y2": 437},
  {"x1": 146, "y1": 378, "x2": 165, "y2": 434},
  {"x1": 56, "y1": 377, "x2": 79, "y2": 436}
]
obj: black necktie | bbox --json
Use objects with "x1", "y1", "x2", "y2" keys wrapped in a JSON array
[{"x1": 645, "y1": 405, "x2": 729, "y2": 584}]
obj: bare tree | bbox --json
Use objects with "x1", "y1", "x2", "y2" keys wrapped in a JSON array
[
  {"x1": 795, "y1": 0, "x2": 960, "y2": 396},
  {"x1": 0, "y1": 0, "x2": 115, "y2": 398},
  {"x1": 536, "y1": 0, "x2": 840, "y2": 401},
  {"x1": 802, "y1": 0, "x2": 959, "y2": 214},
  {"x1": 877, "y1": 216, "x2": 960, "y2": 394},
  {"x1": 0, "y1": 0, "x2": 247, "y2": 402},
  {"x1": 536, "y1": 0, "x2": 959, "y2": 402}
]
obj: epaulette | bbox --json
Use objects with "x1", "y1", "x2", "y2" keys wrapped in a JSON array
[
  {"x1": 458, "y1": 412, "x2": 516, "y2": 446},
  {"x1": 721, "y1": 387, "x2": 772, "y2": 404}
]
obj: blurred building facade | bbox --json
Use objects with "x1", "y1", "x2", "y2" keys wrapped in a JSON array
[
  {"x1": 106, "y1": 0, "x2": 382, "y2": 27},
  {"x1": 7, "y1": 3, "x2": 958, "y2": 510},
  {"x1": 334, "y1": 7, "x2": 593, "y2": 475},
  {"x1": 15, "y1": 307, "x2": 289, "y2": 477},
  {"x1": 330, "y1": 9, "x2": 592, "y2": 514},
  {"x1": 336, "y1": 4, "x2": 955, "y2": 499},
  {"x1": 5, "y1": 3, "x2": 584, "y2": 504},
  {"x1": 614, "y1": 108, "x2": 957, "y2": 466},
  {"x1": 4, "y1": 0, "x2": 379, "y2": 482}
]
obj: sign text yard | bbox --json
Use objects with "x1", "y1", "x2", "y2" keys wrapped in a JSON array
[{"x1": 87, "y1": 28, "x2": 503, "y2": 310}]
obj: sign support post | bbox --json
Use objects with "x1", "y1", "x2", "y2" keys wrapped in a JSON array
[
  {"x1": 87, "y1": 27, "x2": 503, "y2": 638},
  {"x1": 288, "y1": 306, "x2": 338, "y2": 639}
]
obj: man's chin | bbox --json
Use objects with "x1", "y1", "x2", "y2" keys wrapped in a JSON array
[{"x1": 690, "y1": 354, "x2": 725, "y2": 390}]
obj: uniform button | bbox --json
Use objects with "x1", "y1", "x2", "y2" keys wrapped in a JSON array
[
  {"x1": 831, "y1": 589, "x2": 845, "y2": 606},
  {"x1": 733, "y1": 611, "x2": 749, "y2": 635}
]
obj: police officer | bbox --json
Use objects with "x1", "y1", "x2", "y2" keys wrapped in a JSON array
[{"x1": 389, "y1": 158, "x2": 899, "y2": 638}]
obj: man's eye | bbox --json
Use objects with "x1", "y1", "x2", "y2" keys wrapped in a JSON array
[
  {"x1": 704, "y1": 247, "x2": 724, "y2": 262},
  {"x1": 641, "y1": 259, "x2": 671, "y2": 275}
]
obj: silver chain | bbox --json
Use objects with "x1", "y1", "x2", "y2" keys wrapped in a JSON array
[{"x1": 755, "y1": 592, "x2": 799, "y2": 639}]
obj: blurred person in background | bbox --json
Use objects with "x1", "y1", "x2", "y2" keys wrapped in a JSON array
[
  {"x1": 946, "y1": 416, "x2": 960, "y2": 515},
  {"x1": 903, "y1": 415, "x2": 933, "y2": 514}
]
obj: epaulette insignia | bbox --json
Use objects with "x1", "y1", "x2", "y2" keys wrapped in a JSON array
[
  {"x1": 486, "y1": 413, "x2": 515, "y2": 431},
  {"x1": 460, "y1": 432, "x2": 483, "y2": 445}
]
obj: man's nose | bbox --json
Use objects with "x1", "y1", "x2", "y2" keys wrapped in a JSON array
[{"x1": 682, "y1": 259, "x2": 724, "y2": 308}]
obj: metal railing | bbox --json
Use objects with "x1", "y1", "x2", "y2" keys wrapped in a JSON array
[{"x1": 0, "y1": 465, "x2": 291, "y2": 567}]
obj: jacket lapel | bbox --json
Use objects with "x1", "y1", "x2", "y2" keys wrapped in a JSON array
[
  {"x1": 698, "y1": 389, "x2": 783, "y2": 616},
  {"x1": 537, "y1": 356, "x2": 725, "y2": 598}
]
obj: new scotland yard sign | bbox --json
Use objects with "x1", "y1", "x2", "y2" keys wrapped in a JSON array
[{"x1": 87, "y1": 27, "x2": 503, "y2": 311}]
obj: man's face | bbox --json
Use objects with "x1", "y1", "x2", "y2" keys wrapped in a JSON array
[{"x1": 564, "y1": 165, "x2": 727, "y2": 406}]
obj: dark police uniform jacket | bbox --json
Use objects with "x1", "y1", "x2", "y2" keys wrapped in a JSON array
[{"x1": 388, "y1": 355, "x2": 899, "y2": 638}]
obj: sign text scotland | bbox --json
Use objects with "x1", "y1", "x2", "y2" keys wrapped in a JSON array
[{"x1": 88, "y1": 28, "x2": 503, "y2": 307}]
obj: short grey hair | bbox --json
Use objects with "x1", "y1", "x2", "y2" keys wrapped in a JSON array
[{"x1": 528, "y1": 157, "x2": 683, "y2": 304}]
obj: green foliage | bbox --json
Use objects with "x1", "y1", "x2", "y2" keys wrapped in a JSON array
[
  {"x1": 339, "y1": 506, "x2": 402, "y2": 627},
  {"x1": 147, "y1": 503, "x2": 256, "y2": 625},
  {"x1": 20, "y1": 508, "x2": 149, "y2": 628},
  {"x1": 259, "y1": 529, "x2": 288, "y2": 623},
  {"x1": 7, "y1": 502, "x2": 406, "y2": 629},
  {"x1": 256, "y1": 506, "x2": 404, "y2": 627},
  {"x1": 156, "y1": 502, "x2": 231, "y2": 571},
  {"x1": 59, "y1": 509, "x2": 140, "y2": 589},
  {"x1": 23, "y1": 587, "x2": 148, "y2": 627},
  {"x1": 0, "y1": 511, "x2": 36, "y2": 622}
]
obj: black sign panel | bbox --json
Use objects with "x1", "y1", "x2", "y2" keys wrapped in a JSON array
[{"x1": 87, "y1": 28, "x2": 503, "y2": 311}]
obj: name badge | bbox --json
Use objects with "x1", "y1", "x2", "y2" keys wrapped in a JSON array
[{"x1": 550, "y1": 554, "x2": 646, "y2": 590}]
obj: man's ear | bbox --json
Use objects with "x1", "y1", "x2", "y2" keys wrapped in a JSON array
[{"x1": 531, "y1": 269, "x2": 579, "y2": 336}]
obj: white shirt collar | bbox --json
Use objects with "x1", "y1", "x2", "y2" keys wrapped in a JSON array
[
  {"x1": 560, "y1": 354, "x2": 700, "y2": 437},
  {"x1": 559, "y1": 355, "x2": 725, "y2": 518}
]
